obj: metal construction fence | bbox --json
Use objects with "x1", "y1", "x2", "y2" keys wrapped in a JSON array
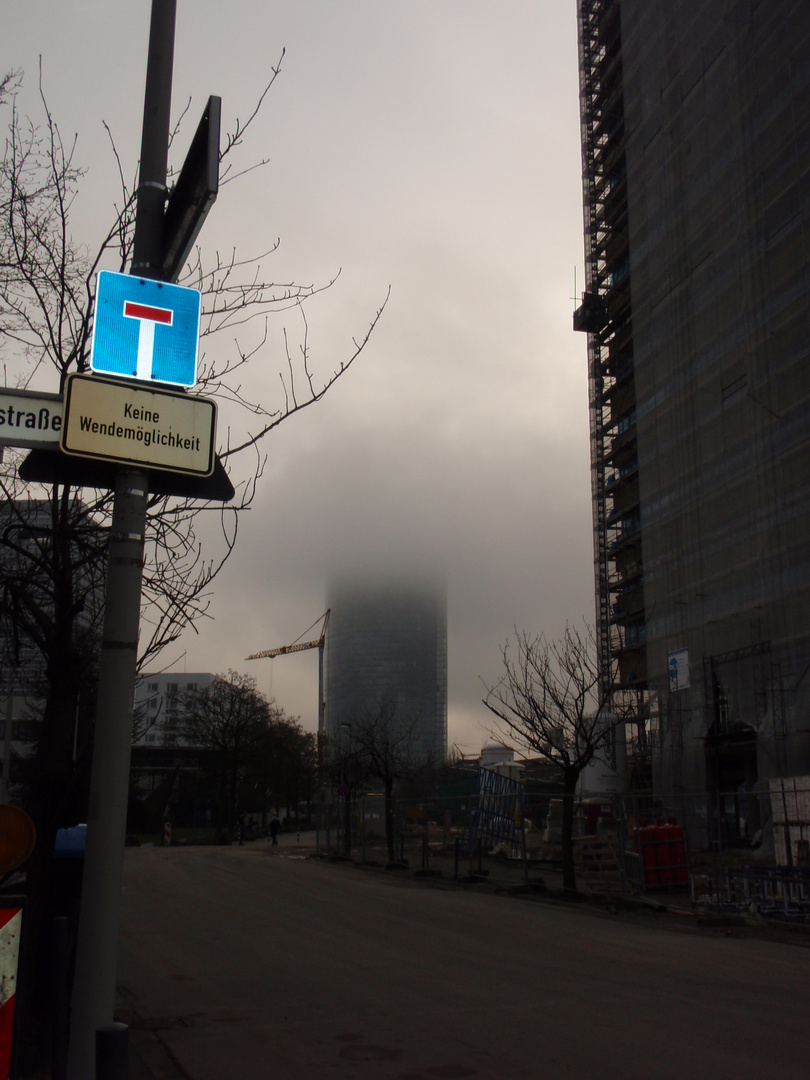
[{"x1": 312, "y1": 777, "x2": 810, "y2": 919}]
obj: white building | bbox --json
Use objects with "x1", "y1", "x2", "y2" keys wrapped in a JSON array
[{"x1": 133, "y1": 672, "x2": 212, "y2": 747}]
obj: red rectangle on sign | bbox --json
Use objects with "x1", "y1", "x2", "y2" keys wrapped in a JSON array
[{"x1": 123, "y1": 302, "x2": 173, "y2": 324}]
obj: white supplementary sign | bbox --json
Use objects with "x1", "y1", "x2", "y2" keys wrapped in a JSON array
[
  {"x1": 668, "y1": 648, "x2": 690, "y2": 692},
  {"x1": 90, "y1": 270, "x2": 202, "y2": 388},
  {"x1": 60, "y1": 373, "x2": 216, "y2": 476},
  {"x1": 0, "y1": 388, "x2": 63, "y2": 449}
]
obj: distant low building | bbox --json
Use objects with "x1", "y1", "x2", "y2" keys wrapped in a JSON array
[
  {"x1": 133, "y1": 672, "x2": 213, "y2": 747},
  {"x1": 130, "y1": 672, "x2": 215, "y2": 830}
]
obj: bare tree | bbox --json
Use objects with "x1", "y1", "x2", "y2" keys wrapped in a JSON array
[
  {"x1": 482, "y1": 625, "x2": 626, "y2": 892},
  {"x1": 178, "y1": 671, "x2": 286, "y2": 832},
  {"x1": 347, "y1": 700, "x2": 424, "y2": 865},
  {"x1": 243, "y1": 712, "x2": 317, "y2": 826}
]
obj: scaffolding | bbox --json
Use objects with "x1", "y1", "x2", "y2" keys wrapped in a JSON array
[
  {"x1": 463, "y1": 766, "x2": 524, "y2": 857},
  {"x1": 575, "y1": 1, "x2": 651, "y2": 789}
]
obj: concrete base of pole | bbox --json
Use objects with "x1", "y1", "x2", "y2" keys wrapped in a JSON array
[
  {"x1": 51, "y1": 916, "x2": 70, "y2": 1080},
  {"x1": 96, "y1": 1023, "x2": 129, "y2": 1080}
]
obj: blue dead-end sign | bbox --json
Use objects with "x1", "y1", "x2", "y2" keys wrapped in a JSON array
[{"x1": 90, "y1": 270, "x2": 202, "y2": 388}]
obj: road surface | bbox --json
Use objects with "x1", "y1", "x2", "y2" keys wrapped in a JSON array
[{"x1": 117, "y1": 842, "x2": 809, "y2": 1079}]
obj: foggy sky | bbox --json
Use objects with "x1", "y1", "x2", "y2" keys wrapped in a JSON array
[{"x1": 3, "y1": 1, "x2": 595, "y2": 753}]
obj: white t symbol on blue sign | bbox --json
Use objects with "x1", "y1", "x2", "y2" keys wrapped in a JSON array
[
  {"x1": 124, "y1": 299, "x2": 174, "y2": 381},
  {"x1": 90, "y1": 271, "x2": 201, "y2": 388}
]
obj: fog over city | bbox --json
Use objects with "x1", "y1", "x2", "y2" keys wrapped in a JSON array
[{"x1": 4, "y1": 1, "x2": 594, "y2": 753}]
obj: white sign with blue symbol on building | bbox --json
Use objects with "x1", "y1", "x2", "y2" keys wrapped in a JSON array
[
  {"x1": 90, "y1": 270, "x2": 202, "y2": 388},
  {"x1": 668, "y1": 648, "x2": 690, "y2": 692}
]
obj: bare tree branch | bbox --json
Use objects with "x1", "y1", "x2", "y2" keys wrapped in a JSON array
[{"x1": 218, "y1": 50, "x2": 285, "y2": 183}]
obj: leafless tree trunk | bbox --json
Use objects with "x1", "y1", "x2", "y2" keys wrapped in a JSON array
[{"x1": 347, "y1": 700, "x2": 424, "y2": 866}]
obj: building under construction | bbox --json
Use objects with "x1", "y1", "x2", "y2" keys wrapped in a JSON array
[{"x1": 575, "y1": 0, "x2": 810, "y2": 848}]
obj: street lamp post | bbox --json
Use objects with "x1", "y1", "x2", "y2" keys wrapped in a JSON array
[{"x1": 340, "y1": 722, "x2": 352, "y2": 856}]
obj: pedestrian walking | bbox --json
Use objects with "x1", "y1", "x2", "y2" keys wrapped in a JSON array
[{"x1": 269, "y1": 812, "x2": 281, "y2": 846}]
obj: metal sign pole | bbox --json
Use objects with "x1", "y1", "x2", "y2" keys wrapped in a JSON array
[{"x1": 66, "y1": 3, "x2": 176, "y2": 1077}]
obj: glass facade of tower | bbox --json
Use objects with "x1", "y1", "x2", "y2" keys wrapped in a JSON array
[{"x1": 324, "y1": 580, "x2": 448, "y2": 763}]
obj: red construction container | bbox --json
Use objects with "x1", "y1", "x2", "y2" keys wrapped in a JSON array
[
  {"x1": 635, "y1": 825, "x2": 658, "y2": 885},
  {"x1": 655, "y1": 824, "x2": 673, "y2": 885},
  {"x1": 668, "y1": 823, "x2": 688, "y2": 883}
]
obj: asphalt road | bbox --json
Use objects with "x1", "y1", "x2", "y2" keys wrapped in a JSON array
[{"x1": 116, "y1": 842, "x2": 809, "y2": 1080}]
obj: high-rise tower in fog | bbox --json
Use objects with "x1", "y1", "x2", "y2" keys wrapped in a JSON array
[{"x1": 324, "y1": 578, "x2": 447, "y2": 762}]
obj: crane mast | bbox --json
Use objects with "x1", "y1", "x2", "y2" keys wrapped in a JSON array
[{"x1": 246, "y1": 610, "x2": 330, "y2": 734}]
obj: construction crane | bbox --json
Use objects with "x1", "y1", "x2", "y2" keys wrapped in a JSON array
[{"x1": 246, "y1": 610, "x2": 330, "y2": 734}]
